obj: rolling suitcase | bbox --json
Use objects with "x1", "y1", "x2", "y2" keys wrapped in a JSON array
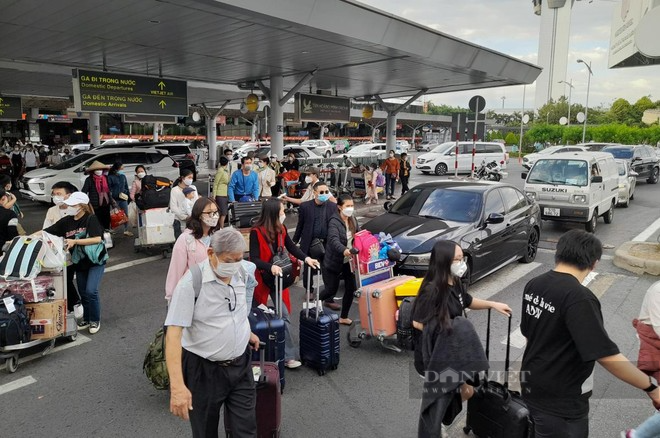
[
  {"x1": 463, "y1": 310, "x2": 534, "y2": 438},
  {"x1": 357, "y1": 275, "x2": 414, "y2": 338},
  {"x1": 230, "y1": 201, "x2": 262, "y2": 228},
  {"x1": 299, "y1": 270, "x2": 340, "y2": 375},
  {"x1": 225, "y1": 342, "x2": 281, "y2": 438},
  {"x1": 248, "y1": 276, "x2": 286, "y2": 392},
  {"x1": 396, "y1": 296, "x2": 415, "y2": 350},
  {"x1": 394, "y1": 277, "x2": 423, "y2": 307}
]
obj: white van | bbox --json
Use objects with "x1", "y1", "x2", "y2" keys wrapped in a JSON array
[
  {"x1": 522, "y1": 152, "x2": 618, "y2": 233},
  {"x1": 416, "y1": 141, "x2": 508, "y2": 175}
]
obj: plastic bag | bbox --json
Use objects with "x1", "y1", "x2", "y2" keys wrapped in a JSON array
[
  {"x1": 110, "y1": 207, "x2": 128, "y2": 229},
  {"x1": 128, "y1": 202, "x2": 138, "y2": 227},
  {"x1": 40, "y1": 231, "x2": 66, "y2": 271}
]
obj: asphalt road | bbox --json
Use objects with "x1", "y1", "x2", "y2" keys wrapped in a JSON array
[{"x1": 2, "y1": 154, "x2": 660, "y2": 438}]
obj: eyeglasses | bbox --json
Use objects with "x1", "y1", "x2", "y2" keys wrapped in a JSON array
[
  {"x1": 203, "y1": 211, "x2": 220, "y2": 218},
  {"x1": 225, "y1": 284, "x2": 237, "y2": 312},
  {"x1": 453, "y1": 256, "x2": 467, "y2": 263},
  {"x1": 317, "y1": 190, "x2": 330, "y2": 194}
]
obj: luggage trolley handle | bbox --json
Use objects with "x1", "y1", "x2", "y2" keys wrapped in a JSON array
[
  {"x1": 305, "y1": 266, "x2": 322, "y2": 321},
  {"x1": 485, "y1": 309, "x2": 513, "y2": 387},
  {"x1": 275, "y1": 274, "x2": 283, "y2": 319}
]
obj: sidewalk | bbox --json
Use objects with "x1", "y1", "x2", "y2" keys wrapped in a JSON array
[{"x1": 614, "y1": 218, "x2": 660, "y2": 276}]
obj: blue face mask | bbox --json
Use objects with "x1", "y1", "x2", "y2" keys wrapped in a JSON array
[{"x1": 318, "y1": 194, "x2": 330, "y2": 203}]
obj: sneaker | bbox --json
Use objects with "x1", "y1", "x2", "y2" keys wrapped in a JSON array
[
  {"x1": 285, "y1": 360, "x2": 302, "y2": 369},
  {"x1": 73, "y1": 304, "x2": 84, "y2": 323},
  {"x1": 621, "y1": 430, "x2": 635, "y2": 438},
  {"x1": 77, "y1": 321, "x2": 89, "y2": 330},
  {"x1": 123, "y1": 231, "x2": 134, "y2": 237},
  {"x1": 323, "y1": 300, "x2": 341, "y2": 311},
  {"x1": 89, "y1": 321, "x2": 100, "y2": 334}
]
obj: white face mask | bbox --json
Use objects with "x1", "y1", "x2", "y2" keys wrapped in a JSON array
[
  {"x1": 66, "y1": 206, "x2": 80, "y2": 216},
  {"x1": 214, "y1": 260, "x2": 242, "y2": 278},
  {"x1": 52, "y1": 195, "x2": 65, "y2": 206},
  {"x1": 201, "y1": 215, "x2": 219, "y2": 227},
  {"x1": 183, "y1": 178, "x2": 193, "y2": 186},
  {"x1": 93, "y1": 170, "x2": 103, "y2": 176},
  {"x1": 279, "y1": 214, "x2": 287, "y2": 224},
  {"x1": 305, "y1": 176, "x2": 313, "y2": 184},
  {"x1": 451, "y1": 260, "x2": 468, "y2": 278},
  {"x1": 136, "y1": 172, "x2": 146, "y2": 179},
  {"x1": 342, "y1": 207, "x2": 355, "y2": 217}
]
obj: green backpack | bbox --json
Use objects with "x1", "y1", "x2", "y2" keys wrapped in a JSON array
[{"x1": 143, "y1": 264, "x2": 202, "y2": 390}]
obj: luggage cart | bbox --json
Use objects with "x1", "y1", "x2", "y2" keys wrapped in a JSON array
[
  {"x1": 133, "y1": 207, "x2": 176, "y2": 257},
  {"x1": 346, "y1": 256, "x2": 402, "y2": 352},
  {"x1": 0, "y1": 266, "x2": 78, "y2": 373}
]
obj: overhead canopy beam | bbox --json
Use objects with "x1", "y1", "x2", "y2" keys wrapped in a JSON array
[{"x1": 279, "y1": 69, "x2": 317, "y2": 106}]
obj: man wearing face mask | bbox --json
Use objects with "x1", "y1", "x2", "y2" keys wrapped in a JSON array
[
  {"x1": 23, "y1": 144, "x2": 39, "y2": 173},
  {"x1": 380, "y1": 150, "x2": 400, "y2": 200},
  {"x1": 11, "y1": 145, "x2": 24, "y2": 187},
  {"x1": 228, "y1": 157, "x2": 259, "y2": 203},
  {"x1": 521, "y1": 230, "x2": 660, "y2": 437},
  {"x1": 165, "y1": 228, "x2": 260, "y2": 437},
  {"x1": 293, "y1": 181, "x2": 338, "y2": 293}
]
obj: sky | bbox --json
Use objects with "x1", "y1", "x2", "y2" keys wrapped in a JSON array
[{"x1": 359, "y1": 0, "x2": 660, "y2": 111}]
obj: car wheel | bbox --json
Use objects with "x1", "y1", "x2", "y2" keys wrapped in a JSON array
[
  {"x1": 603, "y1": 202, "x2": 614, "y2": 224},
  {"x1": 434, "y1": 163, "x2": 448, "y2": 176},
  {"x1": 630, "y1": 191, "x2": 634, "y2": 200},
  {"x1": 585, "y1": 209, "x2": 598, "y2": 233},
  {"x1": 520, "y1": 227, "x2": 539, "y2": 263},
  {"x1": 648, "y1": 167, "x2": 659, "y2": 184},
  {"x1": 621, "y1": 192, "x2": 629, "y2": 208}
]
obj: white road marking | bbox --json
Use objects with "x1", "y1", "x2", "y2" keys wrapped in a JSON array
[
  {"x1": 469, "y1": 262, "x2": 542, "y2": 302},
  {"x1": 633, "y1": 217, "x2": 660, "y2": 242},
  {"x1": 0, "y1": 334, "x2": 91, "y2": 372},
  {"x1": 538, "y1": 247, "x2": 613, "y2": 260},
  {"x1": 0, "y1": 376, "x2": 37, "y2": 396},
  {"x1": 104, "y1": 255, "x2": 163, "y2": 273}
]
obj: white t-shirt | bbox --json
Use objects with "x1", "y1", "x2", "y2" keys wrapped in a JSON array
[{"x1": 43, "y1": 205, "x2": 70, "y2": 229}]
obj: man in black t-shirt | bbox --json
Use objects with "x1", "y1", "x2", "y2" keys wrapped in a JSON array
[{"x1": 521, "y1": 229, "x2": 660, "y2": 437}]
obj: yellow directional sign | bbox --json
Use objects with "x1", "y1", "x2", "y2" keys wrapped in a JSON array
[
  {"x1": 72, "y1": 69, "x2": 188, "y2": 116},
  {"x1": 0, "y1": 96, "x2": 23, "y2": 120}
]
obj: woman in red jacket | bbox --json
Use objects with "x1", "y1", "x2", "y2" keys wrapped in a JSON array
[{"x1": 635, "y1": 281, "x2": 660, "y2": 382}]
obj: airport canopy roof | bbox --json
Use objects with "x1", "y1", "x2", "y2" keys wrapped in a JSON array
[{"x1": 0, "y1": 0, "x2": 541, "y2": 108}]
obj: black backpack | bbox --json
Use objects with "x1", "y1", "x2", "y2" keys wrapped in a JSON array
[
  {"x1": 0, "y1": 290, "x2": 31, "y2": 347},
  {"x1": 396, "y1": 297, "x2": 415, "y2": 351},
  {"x1": 135, "y1": 175, "x2": 172, "y2": 210}
]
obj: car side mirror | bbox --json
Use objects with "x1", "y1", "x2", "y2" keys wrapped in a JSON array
[
  {"x1": 384, "y1": 201, "x2": 393, "y2": 212},
  {"x1": 484, "y1": 212, "x2": 505, "y2": 225},
  {"x1": 521, "y1": 172, "x2": 528, "y2": 180},
  {"x1": 591, "y1": 175, "x2": 603, "y2": 183}
]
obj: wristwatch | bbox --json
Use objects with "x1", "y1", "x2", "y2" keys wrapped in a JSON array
[{"x1": 644, "y1": 376, "x2": 658, "y2": 393}]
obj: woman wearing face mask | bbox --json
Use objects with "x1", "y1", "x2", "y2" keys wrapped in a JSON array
[
  {"x1": 169, "y1": 169, "x2": 197, "y2": 239},
  {"x1": 129, "y1": 165, "x2": 147, "y2": 202},
  {"x1": 212, "y1": 157, "x2": 230, "y2": 228},
  {"x1": 42, "y1": 192, "x2": 107, "y2": 334},
  {"x1": 320, "y1": 194, "x2": 360, "y2": 325},
  {"x1": 250, "y1": 198, "x2": 320, "y2": 369},
  {"x1": 380, "y1": 150, "x2": 400, "y2": 200},
  {"x1": 107, "y1": 161, "x2": 132, "y2": 237},
  {"x1": 411, "y1": 240, "x2": 512, "y2": 435},
  {"x1": 282, "y1": 152, "x2": 299, "y2": 172},
  {"x1": 0, "y1": 174, "x2": 23, "y2": 221},
  {"x1": 81, "y1": 160, "x2": 112, "y2": 230},
  {"x1": 257, "y1": 156, "x2": 276, "y2": 198},
  {"x1": 10, "y1": 145, "x2": 24, "y2": 187}
]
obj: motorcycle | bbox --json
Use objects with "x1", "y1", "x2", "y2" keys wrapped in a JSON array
[{"x1": 475, "y1": 160, "x2": 504, "y2": 181}]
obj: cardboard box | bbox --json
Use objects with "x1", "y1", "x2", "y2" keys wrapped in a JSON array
[
  {"x1": 26, "y1": 299, "x2": 66, "y2": 339},
  {"x1": 141, "y1": 208, "x2": 175, "y2": 227},
  {"x1": 138, "y1": 225, "x2": 175, "y2": 245}
]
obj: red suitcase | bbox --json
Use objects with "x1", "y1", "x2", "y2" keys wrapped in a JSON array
[
  {"x1": 225, "y1": 342, "x2": 281, "y2": 438},
  {"x1": 358, "y1": 275, "x2": 415, "y2": 338}
]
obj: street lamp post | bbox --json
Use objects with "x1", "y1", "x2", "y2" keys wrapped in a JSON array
[
  {"x1": 558, "y1": 79, "x2": 574, "y2": 127},
  {"x1": 577, "y1": 59, "x2": 593, "y2": 143}
]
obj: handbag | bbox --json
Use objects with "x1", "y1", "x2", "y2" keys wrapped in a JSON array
[
  {"x1": 309, "y1": 238, "x2": 325, "y2": 260},
  {"x1": 40, "y1": 231, "x2": 67, "y2": 271},
  {"x1": 110, "y1": 207, "x2": 128, "y2": 229},
  {"x1": 259, "y1": 229, "x2": 296, "y2": 291},
  {"x1": 71, "y1": 230, "x2": 109, "y2": 265},
  {"x1": 127, "y1": 202, "x2": 138, "y2": 227}
]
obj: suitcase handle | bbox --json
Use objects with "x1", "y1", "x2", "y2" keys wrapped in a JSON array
[
  {"x1": 305, "y1": 267, "x2": 322, "y2": 321},
  {"x1": 484, "y1": 309, "x2": 512, "y2": 388},
  {"x1": 258, "y1": 341, "x2": 267, "y2": 384}
]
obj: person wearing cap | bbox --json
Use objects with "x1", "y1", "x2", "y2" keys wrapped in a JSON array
[
  {"x1": 81, "y1": 160, "x2": 113, "y2": 230},
  {"x1": 42, "y1": 192, "x2": 107, "y2": 334},
  {"x1": 281, "y1": 167, "x2": 336, "y2": 206}
]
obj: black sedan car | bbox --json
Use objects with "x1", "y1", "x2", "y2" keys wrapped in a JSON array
[{"x1": 362, "y1": 181, "x2": 541, "y2": 284}]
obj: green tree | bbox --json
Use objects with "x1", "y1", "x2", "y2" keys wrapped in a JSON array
[
  {"x1": 608, "y1": 98, "x2": 636, "y2": 125},
  {"x1": 504, "y1": 132, "x2": 519, "y2": 145},
  {"x1": 425, "y1": 102, "x2": 468, "y2": 115}
]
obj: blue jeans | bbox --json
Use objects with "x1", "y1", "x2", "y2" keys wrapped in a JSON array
[
  {"x1": 76, "y1": 264, "x2": 105, "y2": 323},
  {"x1": 385, "y1": 174, "x2": 396, "y2": 197},
  {"x1": 636, "y1": 411, "x2": 660, "y2": 438},
  {"x1": 116, "y1": 199, "x2": 129, "y2": 232}
]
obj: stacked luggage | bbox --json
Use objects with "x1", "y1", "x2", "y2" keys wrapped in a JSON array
[{"x1": 135, "y1": 175, "x2": 171, "y2": 210}]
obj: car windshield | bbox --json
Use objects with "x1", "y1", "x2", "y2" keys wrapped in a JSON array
[
  {"x1": 617, "y1": 161, "x2": 627, "y2": 176},
  {"x1": 254, "y1": 147, "x2": 271, "y2": 157},
  {"x1": 50, "y1": 152, "x2": 94, "y2": 170},
  {"x1": 430, "y1": 143, "x2": 454, "y2": 154},
  {"x1": 528, "y1": 159, "x2": 589, "y2": 186},
  {"x1": 418, "y1": 188, "x2": 483, "y2": 222},
  {"x1": 603, "y1": 147, "x2": 633, "y2": 159}
]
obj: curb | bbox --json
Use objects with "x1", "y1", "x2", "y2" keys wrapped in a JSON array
[{"x1": 613, "y1": 241, "x2": 660, "y2": 276}]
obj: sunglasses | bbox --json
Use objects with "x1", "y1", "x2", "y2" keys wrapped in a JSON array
[{"x1": 317, "y1": 190, "x2": 330, "y2": 194}]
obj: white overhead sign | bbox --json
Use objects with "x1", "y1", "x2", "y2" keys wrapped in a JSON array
[{"x1": 609, "y1": 0, "x2": 660, "y2": 68}]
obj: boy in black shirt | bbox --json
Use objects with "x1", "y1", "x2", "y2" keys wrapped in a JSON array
[{"x1": 521, "y1": 229, "x2": 660, "y2": 437}]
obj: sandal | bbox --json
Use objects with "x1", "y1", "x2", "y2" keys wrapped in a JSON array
[{"x1": 338, "y1": 318, "x2": 353, "y2": 326}]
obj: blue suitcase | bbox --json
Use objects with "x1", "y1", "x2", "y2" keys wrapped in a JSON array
[
  {"x1": 299, "y1": 270, "x2": 340, "y2": 375},
  {"x1": 248, "y1": 276, "x2": 286, "y2": 392}
]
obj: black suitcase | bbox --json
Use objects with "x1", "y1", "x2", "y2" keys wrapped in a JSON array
[
  {"x1": 248, "y1": 276, "x2": 286, "y2": 392},
  {"x1": 396, "y1": 296, "x2": 415, "y2": 350},
  {"x1": 299, "y1": 270, "x2": 340, "y2": 375},
  {"x1": 230, "y1": 201, "x2": 262, "y2": 228},
  {"x1": 463, "y1": 310, "x2": 534, "y2": 438}
]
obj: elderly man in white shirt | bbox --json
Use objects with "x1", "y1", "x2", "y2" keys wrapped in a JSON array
[{"x1": 165, "y1": 228, "x2": 259, "y2": 438}]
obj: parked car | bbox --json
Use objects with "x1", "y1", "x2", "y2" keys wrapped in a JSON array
[
  {"x1": 146, "y1": 143, "x2": 198, "y2": 180},
  {"x1": 333, "y1": 139, "x2": 351, "y2": 154},
  {"x1": 100, "y1": 138, "x2": 140, "y2": 147},
  {"x1": 218, "y1": 139, "x2": 246, "y2": 151},
  {"x1": 19, "y1": 147, "x2": 179, "y2": 203},
  {"x1": 416, "y1": 141, "x2": 508, "y2": 176},
  {"x1": 344, "y1": 143, "x2": 388, "y2": 160},
  {"x1": 417, "y1": 140, "x2": 439, "y2": 152},
  {"x1": 232, "y1": 141, "x2": 269, "y2": 161},
  {"x1": 301, "y1": 139, "x2": 334, "y2": 158},
  {"x1": 362, "y1": 180, "x2": 541, "y2": 283},
  {"x1": 576, "y1": 142, "x2": 621, "y2": 152},
  {"x1": 602, "y1": 144, "x2": 659, "y2": 184},
  {"x1": 615, "y1": 159, "x2": 637, "y2": 208},
  {"x1": 70, "y1": 143, "x2": 93, "y2": 153},
  {"x1": 396, "y1": 140, "x2": 410, "y2": 154},
  {"x1": 522, "y1": 145, "x2": 589, "y2": 170}
]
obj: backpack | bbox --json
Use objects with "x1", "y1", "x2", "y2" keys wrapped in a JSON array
[
  {"x1": 0, "y1": 290, "x2": 31, "y2": 347},
  {"x1": 396, "y1": 297, "x2": 415, "y2": 351},
  {"x1": 375, "y1": 171, "x2": 385, "y2": 187},
  {"x1": 0, "y1": 236, "x2": 46, "y2": 280},
  {"x1": 144, "y1": 264, "x2": 203, "y2": 390},
  {"x1": 353, "y1": 230, "x2": 381, "y2": 274},
  {"x1": 136, "y1": 175, "x2": 172, "y2": 210}
]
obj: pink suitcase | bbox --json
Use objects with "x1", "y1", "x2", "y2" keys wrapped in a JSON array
[{"x1": 358, "y1": 275, "x2": 415, "y2": 338}]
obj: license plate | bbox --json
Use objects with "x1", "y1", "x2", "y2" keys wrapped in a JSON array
[{"x1": 544, "y1": 207, "x2": 560, "y2": 217}]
